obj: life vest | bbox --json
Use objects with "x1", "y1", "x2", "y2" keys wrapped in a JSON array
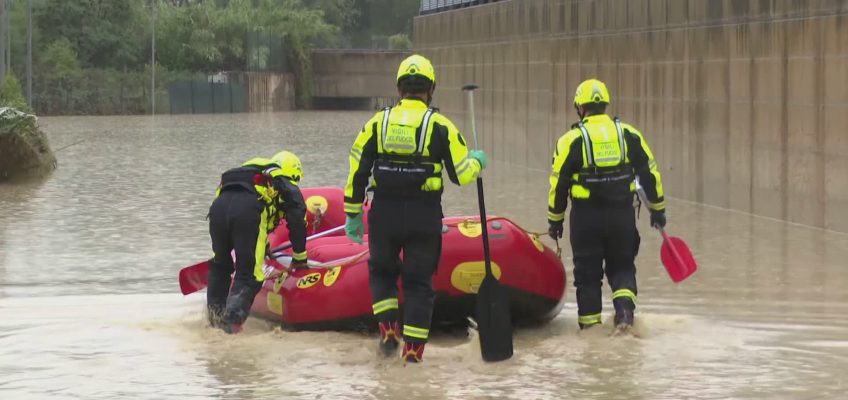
[
  {"x1": 219, "y1": 166, "x2": 273, "y2": 194},
  {"x1": 574, "y1": 117, "x2": 635, "y2": 203},
  {"x1": 372, "y1": 106, "x2": 441, "y2": 197}
]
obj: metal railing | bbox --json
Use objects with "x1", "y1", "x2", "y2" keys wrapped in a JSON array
[{"x1": 420, "y1": 0, "x2": 503, "y2": 15}]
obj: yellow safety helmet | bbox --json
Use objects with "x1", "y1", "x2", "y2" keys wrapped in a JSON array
[
  {"x1": 271, "y1": 151, "x2": 303, "y2": 183},
  {"x1": 396, "y1": 54, "x2": 436, "y2": 85},
  {"x1": 573, "y1": 78, "x2": 610, "y2": 107}
]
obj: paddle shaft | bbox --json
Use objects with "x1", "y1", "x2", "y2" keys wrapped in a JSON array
[
  {"x1": 463, "y1": 84, "x2": 492, "y2": 276},
  {"x1": 466, "y1": 86, "x2": 480, "y2": 149},
  {"x1": 658, "y1": 228, "x2": 687, "y2": 271},
  {"x1": 269, "y1": 225, "x2": 345, "y2": 256},
  {"x1": 179, "y1": 225, "x2": 345, "y2": 295},
  {"x1": 465, "y1": 83, "x2": 513, "y2": 362},
  {"x1": 476, "y1": 178, "x2": 494, "y2": 276}
]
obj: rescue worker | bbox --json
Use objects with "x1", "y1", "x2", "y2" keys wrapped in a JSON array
[
  {"x1": 207, "y1": 151, "x2": 308, "y2": 334},
  {"x1": 344, "y1": 54, "x2": 487, "y2": 363},
  {"x1": 547, "y1": 78, "x2": 666, "y2": 331}
]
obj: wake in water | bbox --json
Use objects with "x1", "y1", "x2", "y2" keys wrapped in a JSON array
[{"x1": 3, "y1": 293, "x2": 847, "y2": 399}]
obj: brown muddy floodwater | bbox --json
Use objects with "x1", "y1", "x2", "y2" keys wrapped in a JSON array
[{"x1": 1, "y1": 112, "x2": 847, "y2": 399}]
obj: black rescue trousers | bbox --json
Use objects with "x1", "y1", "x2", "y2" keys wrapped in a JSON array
[
  {"x1": 207, "y1": 189, "x2": 267, "y2": 327},
  {"x1": 368, "y1": 195, "x2": 443, "y2": 344},
  {"x1": 569, "y1": 200, "x2": 640, "y2": 328}
]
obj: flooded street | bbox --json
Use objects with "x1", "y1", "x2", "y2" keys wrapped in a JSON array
[{"x1": 2, "y1": 112, "x2": 848, "y2": 399}]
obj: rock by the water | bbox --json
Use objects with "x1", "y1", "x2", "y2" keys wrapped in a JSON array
[{"x1": 0, "y1": 107, "x2": 56, "y2": 182}]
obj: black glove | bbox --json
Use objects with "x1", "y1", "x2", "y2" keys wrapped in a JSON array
[
  {"x1": 650, "y1": 210, "x2": 666, "y2": 229},
  {"x1": 548, "y1": 220, "x2": 564, "y2": 240}
]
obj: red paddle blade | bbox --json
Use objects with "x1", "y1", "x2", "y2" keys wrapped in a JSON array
[
  {"x1": 179, "y1": 261, "x2": 210, "y2": 295},
  {"x1": 660, "y1": 236, "x2": 697, "y2": 283}
]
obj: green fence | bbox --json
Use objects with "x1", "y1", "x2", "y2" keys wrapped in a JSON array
[
  {"x1": 167, "y1": 81, "x2": 247, "y2": 114},
  {"x1": 30, "y1": 68, "x2": 206, "y2": 116}
]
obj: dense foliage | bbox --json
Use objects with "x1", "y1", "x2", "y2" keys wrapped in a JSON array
[
  {"x1": 0, "y1": 72, "x2": 29, "y2": 111},
  {"x1": 0, "y1": 0, "x2": 418, "y2": 114}
]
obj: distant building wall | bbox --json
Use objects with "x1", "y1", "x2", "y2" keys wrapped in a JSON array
[
  {"x1": 311, "y1": 50, "x2": 412, "y2": 109},
  {"x1": 414, "y1": 0, "x2": 848, "y2": 232},
  {"x1": 230, "y1": 72, "x2": 296, "y2": 112}
]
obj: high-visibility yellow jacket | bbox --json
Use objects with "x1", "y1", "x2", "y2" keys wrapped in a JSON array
[
  {"x1": 217, "y1": 158, "x2": 307, "y2": 261},
  {"x1": 344, "y1": 98, "x2": 481, "y2": 216},
  {"x1": 548, "y1": 114, "x2": 664, "y2": 222}
]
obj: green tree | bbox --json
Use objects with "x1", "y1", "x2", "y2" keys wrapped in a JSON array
[
  {"x1": 154, "y1": 1, "x2": 221, "y2": 71},
  {"x1": 0, "y1": 72, "x2": 29, "y2": 111},
  {"x1": 388, "y1": 33, "x2": 411, "y2": 50},
  {"x1": 34, "y1": 0, "x2": 148, "y2": 70},
  {"x1": 154, "y1": 0, "x2": 336, "y2": 106},
  {"x1": 35, "y1": 38, "x2": 83, "y2": 113},
  {"x1": 8, "y1": 0, "x2": 37, "y2": 81},
  {"x1": 347, "y1": 0, "x2": 419, "y2": 48},
  {"x1": 304, "y1": 0, "x2": 358, "y2": 30},
  {"x1": 155, "y1": 0, "x2": 335, "y2": 72},
  {"x1": 302, "y1": 0, "x2": 359, "y2": 46},
  {"x1": 40, "y1": 39, "x2": 82, "y2": 81},
  {"x1": 3, "y1": 0, "x2": 422, "y2": 115}
]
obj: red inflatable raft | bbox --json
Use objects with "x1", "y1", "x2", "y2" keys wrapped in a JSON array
[{"x1": 251, "y1": 187, "x2": 566, "y2": 331}]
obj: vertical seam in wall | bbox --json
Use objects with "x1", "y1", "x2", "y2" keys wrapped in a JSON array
[
  {"x1": 815, "y1": 17, "x2": 826, "y2": 228},
  {"x1": 644, "y1": 31, "x2": 648, "y2": 166},
  {"x1": 725, "y1": 23, "x2": 732, "y2": 209},
  {"x1": 501, "y1": 39, "x2": 506, "y2": 167},
  {"x1": 548, "y1": 34, "x2": 554, "y2": 172},
  {"x1": 780, "y1": 20, "x2": 790, "y2": 222},
  {"x1": 685, "y1": 19, "x2": 693, "y2": 201},
  {"x1": 748, "y1": 49, "x2": 755, "y2": 214},
  {"x1": 695, "y1": 55, "x2": 705, "y2": 204},
  {"x1": 525, "y1": 39, "x2": 530, "y2": 168}
]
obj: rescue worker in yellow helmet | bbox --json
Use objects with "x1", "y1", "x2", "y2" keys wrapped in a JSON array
[
  {"x1": 344, "y1": 54, "x2": 487, "y2": 362},
  {"x1": 207, "y1": 151, "x2": 308, "y2": 334},
  {"x1": 547, "y1": 79, "x2": 665, "y2": 332}
]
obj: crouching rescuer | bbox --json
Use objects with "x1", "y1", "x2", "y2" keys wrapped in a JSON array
[
  {"x1": 207, "y1": 151, "x2": 308, "y2": 334},
  {"x1": 547, "y1": 79, "x2": 666, "y2": 331},
  {"x1": 343, "y1": 54, "x2": 487, "y2": 362}
]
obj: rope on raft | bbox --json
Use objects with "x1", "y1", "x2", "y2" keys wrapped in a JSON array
[
  {"x1": 267, "y1": 216, "x2": 564, "y2": 286},
  {"x1": 442, "y1": 216, "x2": 563, "y2": 258}
]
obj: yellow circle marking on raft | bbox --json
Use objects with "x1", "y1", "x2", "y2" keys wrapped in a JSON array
[
  {"x1": 457, "y1": 221, "x2": 482, "y2": 238},
  {"x1": 450, "y1": 261, "x2": 503, "y2": 294},
  {"x1": 323, "y1": 266, "x2": 342, "y2": 287},
  {"x1": 529, "y1": 233, "x2": 544, "y2": 252},
  {"x1": 296, "y1": 272, "x2": 321, "y2": 289},
  {"x1": 305, "y1": 195, "x2": 329, "y2": 215},
  {"x1": 267, "y1": 293, "x2": 284, "y2": 315}
]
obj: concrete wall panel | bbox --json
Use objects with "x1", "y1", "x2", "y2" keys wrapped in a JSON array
[
  {"x1": 414, "y1": 0, "x2": 848, "y2": 231},
  {"x1": 311, "y1": 51, "x2": 411, "y2": 98},
  {"x1": 826, "y1": 153, "x2": 848, "y2": 232}
]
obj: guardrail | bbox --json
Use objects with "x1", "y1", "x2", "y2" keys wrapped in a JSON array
[
  {"x1": 420, "y1": 0, "x2": 503, "y2": 15},
  {"x1": 311, "y1": 49, "x2": 413, "y2": 54}
]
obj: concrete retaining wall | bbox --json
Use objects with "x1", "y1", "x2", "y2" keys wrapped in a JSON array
[
  {"x1": 414, "y1": 0, "x2": 848, "y2": 231},
  {"x1": 312, "y1": 50, "x2": 412, "y2": 98},
  {"x1": 229, "y1": 72, "x2": 296, "y2": 112}
]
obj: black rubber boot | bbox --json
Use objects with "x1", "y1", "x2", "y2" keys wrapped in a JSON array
[
  {"x1": 613, "y1": 297, "x2": 635, "y2": 331},
  {"x1": 402, "y1": 342, "x2": 425, "y2": 364},
  {"x1": 614, "y1": 310, "x2": 634, "y2": 328},
  {"x1": 378, "y1": 321, "x2": 401, "y2": 357},
  {"x1": 207, "y1": 304, "x2": 226, "y2": 327}
]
